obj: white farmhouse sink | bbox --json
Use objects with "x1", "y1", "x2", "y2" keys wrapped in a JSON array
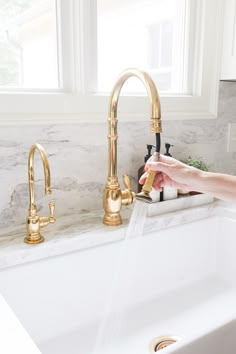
[
  {"x1": 0, "y1": 214, "x2": 236, "y2": 354},
  {"x1": 168, "y1": 319, "x2": 236, "y2": 354}
]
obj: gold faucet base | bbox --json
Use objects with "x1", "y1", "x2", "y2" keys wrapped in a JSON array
[
  {"x1": 24, "y1": 234, "x2": 45, "y2": 244},
  {"x1": 103, "y1": 213, "x2": 122, "y2": 226}
]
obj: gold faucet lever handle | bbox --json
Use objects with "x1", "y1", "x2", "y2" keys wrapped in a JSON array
[
  {"x1": 121, "y1": 174, "x2": 135, "y2": 205},
  {"x1": 123, "y1": 174, "x2": 132, "y2": 190},
  {"x1": 39, "y1": 201, "x2": 55, "y2": 228},
  {"x1": 49, "y1": 200, "x2": 56, "y2": 223}
]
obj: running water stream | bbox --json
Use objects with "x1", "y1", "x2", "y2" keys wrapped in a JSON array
[{"x1": 93, "y1": 201, "x2": 149, "y2": 354}]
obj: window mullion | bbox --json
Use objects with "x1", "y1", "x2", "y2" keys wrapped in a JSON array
[
  {"x1": 57, "y1": 0, "x2": 76, "y2": 92},
  {"x1": 73, "y1": 0, "x2": 97, "y2": 94}
]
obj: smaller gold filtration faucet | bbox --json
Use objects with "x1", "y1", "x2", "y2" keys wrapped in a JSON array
[
  {"x1": 25, "y1": 143, "x2": 56, "y2": 244},
  {"x1": 103, "y1": 68, "x2": 162, "y2": 226}
]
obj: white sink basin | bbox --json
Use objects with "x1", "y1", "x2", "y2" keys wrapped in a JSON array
[
  {"x1": 169, "y1": 319, "x2": 236, "y2": 354},
  {"x1": 0, "y1": 214, "x2": 236, "y2": 353}
]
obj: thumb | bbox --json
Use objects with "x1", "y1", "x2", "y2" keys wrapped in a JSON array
[{"x1": 146, "y1": 161, "x2": 173, "y2": 175}]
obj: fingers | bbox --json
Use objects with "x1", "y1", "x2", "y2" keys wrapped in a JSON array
[
  {"x1": 144, "y1": 154, "x2": 177, "y2": 172},
  {"x1": 145, "y1": 161, "x2": 174, "y2": 175},
  {"x1": 145, "y1": 154, "x2": 156, "y2": 164},
  {"x1": 139, "y1": 171, "x2": 163, "y2": 191},
  {"x1": 153, "y1": 173, "x2": 163, "y2": 190},
  {"x1": 147, "y1": 154, "x2": 177, "y2": 165},
  {"x1": 158, "y1": 154, "x2": 177, "y2": 164},
  {"x1": 139, "y1": 171, "x2": 148, "y2": 185}
]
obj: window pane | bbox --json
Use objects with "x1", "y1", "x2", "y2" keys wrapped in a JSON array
[
  {"x1": 0, "y1": 0, "x2": 58, "y2": 89},
  {"x1": 97, "y1": 0, "x2": 188, "y2": 94}
]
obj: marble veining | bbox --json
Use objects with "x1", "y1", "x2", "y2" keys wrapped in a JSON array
[
  {"x1": 0, "y1": 82, "x2": 235, "y2": 238},
  {"x1": 0, "y1": 197, "x2": 224, "y2": 270}
]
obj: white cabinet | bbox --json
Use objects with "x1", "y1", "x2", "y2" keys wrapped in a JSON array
[{"x1": 221, "y1": 0, "x2": 236, "y2": 80}]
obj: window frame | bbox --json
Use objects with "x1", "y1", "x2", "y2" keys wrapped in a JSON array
[{"x1": 0, "y1": 0, "x2": 224, "y2": 124}]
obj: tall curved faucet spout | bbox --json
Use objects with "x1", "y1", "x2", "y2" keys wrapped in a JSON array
[{"x1": 103, "y1": 68, "x2": 162, "y2": 226}]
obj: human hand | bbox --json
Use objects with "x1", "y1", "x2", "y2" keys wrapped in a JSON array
[{"x1": 139, "y1": 154, "x2": 202, "y2": 192}]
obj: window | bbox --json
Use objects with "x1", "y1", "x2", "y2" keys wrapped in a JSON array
[
  {"x1": 0, "y1": 0, "x2": 225, "y2": 122},
  {"x1": 0, "y1": 0, "x2": 58, "y2": 89},
  {"x1": 97, "y1": 0, "x2": 187, "y2": 94}
]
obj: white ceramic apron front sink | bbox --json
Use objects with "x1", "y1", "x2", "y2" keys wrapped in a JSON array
[
  {"x1": 0, "y1": 215, "x2": 236, "y2": 354},
  {"x1": 168, "y1": 319, "x2": 236, "y2": 354}
]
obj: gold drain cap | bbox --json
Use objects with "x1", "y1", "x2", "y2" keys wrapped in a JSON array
[{"x1": 150, "y1": 336, "x2": 182, "y2": 352}]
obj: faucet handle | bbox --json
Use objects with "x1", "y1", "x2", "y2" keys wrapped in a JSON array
[
  {"x1": 121, "y1": 174, "x2": 136, "y2": 205},
  {"x1": 123, "y1": 174, "x2": 132, "y2": 191},
  {"x1": 49, "y1": 200, "x2": 56, "y2": 223}
]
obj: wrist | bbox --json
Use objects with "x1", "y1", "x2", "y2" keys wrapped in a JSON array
[
  {"x1": 190, "y1": 168, "x2": 208, "y2": 192},
  {"x1": 194, "y1": 169, "x2": 217, "y2": 194}
]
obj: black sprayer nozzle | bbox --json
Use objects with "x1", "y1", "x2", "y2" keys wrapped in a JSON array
[{"x1": 155, "y1": 133, "x2": 161, "y2": 153}]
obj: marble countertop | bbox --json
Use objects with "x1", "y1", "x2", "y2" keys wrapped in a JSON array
[{"x1": 0, "y1": 195, "x2": 235, "y2": 271}]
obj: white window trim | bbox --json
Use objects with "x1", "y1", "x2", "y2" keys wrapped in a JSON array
[{"x1": 0, "y1": 0, "x2": 224, "y2": 124}]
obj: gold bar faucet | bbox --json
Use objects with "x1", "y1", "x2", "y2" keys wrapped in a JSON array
[
  {"x1": 103, "y1": 68, "x2": 162, "y2": 226},
  {"x1": 25, "y1": 143, "x2": 56, "y2": 244}
]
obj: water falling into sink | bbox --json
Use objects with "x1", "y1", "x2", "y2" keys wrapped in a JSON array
[
  {"x1": 93, "y1": 201, "x2": 149, "y2": 354},
  {"x1": 126, "y1": 200, "x2": 149, "y2": 239}
]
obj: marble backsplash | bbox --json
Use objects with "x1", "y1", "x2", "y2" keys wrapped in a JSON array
[{"x1": 0, "y1": 81, "x2": 236, "y2": 235}]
